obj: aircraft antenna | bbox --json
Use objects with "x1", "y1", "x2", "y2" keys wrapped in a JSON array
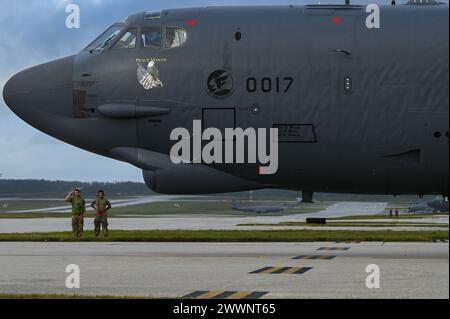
[{"x1": 407, "y1": 0, "x2": 443, "y2": 4}]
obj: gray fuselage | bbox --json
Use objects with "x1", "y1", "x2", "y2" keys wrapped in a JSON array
[{"x1": 3, "y1": 4, "x2": 449, "y2": 195}]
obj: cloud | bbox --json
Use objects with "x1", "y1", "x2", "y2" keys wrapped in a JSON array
[
  {"x1": 0, "y1": 131, "x2": 142, "y2": 182},
  {"x1": 0, "y1": 0, "x2": 147, "y2": 181}
]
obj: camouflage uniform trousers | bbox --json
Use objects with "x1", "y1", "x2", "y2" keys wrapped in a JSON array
[
  {"x1": 71, "y1": 214, "x2": 84, "y2": 237},
  {"x1": 94, "y1": 213, "x2": 109, "y2": 237}
]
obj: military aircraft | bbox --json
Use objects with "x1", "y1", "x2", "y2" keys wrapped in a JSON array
[
  {"x1": 232, "y1": 200, "x2": 288, "y2": 214},
  {"x1": 408, "y1": 196, "x2": 449, "y2": 213},
  {"x1": 3, "y1": 2, "x2": 449, "y2": 197}
]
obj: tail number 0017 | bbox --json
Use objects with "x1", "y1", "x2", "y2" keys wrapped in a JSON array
[{"x1": 246, "y1": 77, "x2": 294, "y2": 93}]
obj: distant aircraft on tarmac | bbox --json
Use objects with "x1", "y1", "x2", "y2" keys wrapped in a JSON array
[
  {"x1": 232, "y1": 200, "x2": 288, "y2": 214},
  {"x1": 408, "y1": 197, "x2": 449, "y2": 213},
  {"x1": 3, "y1": 2, "x2": 449, "y2": 197}
]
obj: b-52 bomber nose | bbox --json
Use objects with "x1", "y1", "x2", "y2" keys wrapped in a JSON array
[{"x1": 3, "y1": 56, "x2": 74, "y2": 125}]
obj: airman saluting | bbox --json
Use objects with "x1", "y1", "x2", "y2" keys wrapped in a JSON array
[{"x1": 65, "y1": 189, "x2": 85, "y2": 237}]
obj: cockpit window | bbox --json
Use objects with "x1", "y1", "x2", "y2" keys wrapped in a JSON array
[
  {"x1": 142, "y1": 27, "x2": 162, "y2": 49},
  {"x1": 145, "y1": 11, "x2": 161, "y2": 20},
  {"x1": 164, "y1": 27, "x2": 187, "y2": 49},
  {"x1": 86, "y1": 25, "x2": 123, "y2": 53},
  {"x1": 113, "y1": 28, "x2": 137, "y2": 49}
]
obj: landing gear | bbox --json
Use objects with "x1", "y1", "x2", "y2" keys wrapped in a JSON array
[{"x1": 301, "y1": 191, "x2": 314, "y2": 204}]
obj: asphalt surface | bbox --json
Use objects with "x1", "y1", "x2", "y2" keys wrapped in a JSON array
[
  {"x1": 0, "y1": 242, "x2": 447, "y2": 298},
  {"x1": 0, "y1": 216, "x2": 447, "y2": 232}
]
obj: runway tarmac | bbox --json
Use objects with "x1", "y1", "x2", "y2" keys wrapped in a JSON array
[
  {"x1": 0, "y1": 242, "x2": 447, "y2": 298},
  {"x1": 0, "y1": 216, "x2": 447, "y2": 233}
]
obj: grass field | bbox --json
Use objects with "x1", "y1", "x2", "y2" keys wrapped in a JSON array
[
  {"x1": 0, "y1": 212, "x2": 68, "y2": 219},
  {"x1": 328, "y1": 213, "x2": 448, "y2": 220},
  {"x1": 0, "y1": 200, "x2": 326, "y2": 218},
  {"x1": 0, "y1": 200, "x2": 64, "y2": 213},
  {"x1": 0, "y1": 229, "x2": 447, "y2": 242},
  {"x1": 0, "y1": 294, "x2": 148, "y2": 299},
  {"x1": 238, "y1": 222, "x2": 447, "y2": 227},
  {"x1": 111, "y1": 201, "x2": 327, "y2": 216}
]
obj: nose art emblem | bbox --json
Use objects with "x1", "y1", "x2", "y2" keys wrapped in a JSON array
[
  {"x1": 137, "y1": 60, "x2": 164, "y2": 90},
  {"x1": 207, "y1": 70, "x2": 234, "y2": 98}
]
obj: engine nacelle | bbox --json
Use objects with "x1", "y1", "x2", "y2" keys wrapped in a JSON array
[
  {"x1": 109, "y1": 147, "x2": 263, "y2": 195},
  {"x1": 143, "y1": 166, "x2": 263, "y2": 194}
]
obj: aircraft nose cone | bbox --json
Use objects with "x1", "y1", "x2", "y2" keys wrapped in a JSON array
[
  {"x1": 2, "y1": 76, "x2": 13, "y2": 107},
  {"x1": 3, "y1": 56, "x2": 74, "y2": 120}
]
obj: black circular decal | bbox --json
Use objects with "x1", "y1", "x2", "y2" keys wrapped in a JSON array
[{"x1": 207, "y1": 70, "x2": 233, "y2": 98}]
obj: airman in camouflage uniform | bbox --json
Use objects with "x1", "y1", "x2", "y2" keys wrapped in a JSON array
[
  {"x1": 91, "y1": 190, "x2": 112, "y2": 237},
  {"x1": 65, "y1": 189, "x2": 86, "y2": 237}
]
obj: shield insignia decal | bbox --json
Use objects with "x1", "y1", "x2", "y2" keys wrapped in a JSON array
[{"x1": 207, "y1": 69, "x2": 233, "y2": 98}]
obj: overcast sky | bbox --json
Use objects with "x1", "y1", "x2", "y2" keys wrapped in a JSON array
[{"x1": 0, "y1": 0, "x2": 440, "y2": 182}]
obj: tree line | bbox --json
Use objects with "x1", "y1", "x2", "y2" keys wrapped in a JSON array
[
  {"x1": 0, "y1": 179, "x2": 304, "y2": 198},
  {"x1": 0, "y1": 179, "x2": 153, "y2": 197}
]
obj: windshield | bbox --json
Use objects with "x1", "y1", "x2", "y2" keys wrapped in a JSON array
[
  {"x1": 85, "y1": 24, "x2": 124, "y2": 53},
  {"x1": 164, "y1": 27, "x2": 187, "y2": 48}
]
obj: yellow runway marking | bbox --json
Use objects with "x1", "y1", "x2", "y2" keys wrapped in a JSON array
[
  {"x1": 261, "y1": 267, "x2": 281, "y2": 274},
  {"x1": 250, "y1": 266, "x2": 313, "y2": 275},
  {"x1": 292, "y1": 255, "x2": 336, "y2": 260},
  {"x1": 196, "y1": 291, "x2": 224, "y2": 299},
  {"x1": 226, "y1": 291, "x2": 252, "y2": 299},
  {"x1": 284, "y1": 267, "x2": 302, "y2": 274},
  {"x1": 317, "y1": 247, "x2": 350, "y2": 251},
  {"x1": 183, "y1": 291, "x2": 269, "y2": 299}
]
